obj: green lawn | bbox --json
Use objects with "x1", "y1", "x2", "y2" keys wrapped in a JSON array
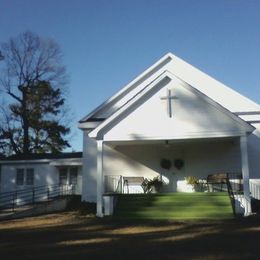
[{"x1": 114, "y1": 192, "x2": 234, "y2": 219}]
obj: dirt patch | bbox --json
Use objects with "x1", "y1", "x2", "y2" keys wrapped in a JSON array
[{"x1": 1, "y1": 212, "x2": 260, "y2": 259}]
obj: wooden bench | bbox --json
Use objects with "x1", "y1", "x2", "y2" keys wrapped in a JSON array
[
  {"x1": 207, "y1": 173, "x2": 228, "y2": 184},
  {"x1": 123, "y1": 177, "x2": 145, "y2": 194},
  {"x1": 207, "y1": 173, "x2": 228, "y2": 192}
]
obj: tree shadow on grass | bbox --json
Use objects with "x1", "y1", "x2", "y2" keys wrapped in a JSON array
[{"x1": 1, "y1": 214, "x2": 260, "y2": 259}]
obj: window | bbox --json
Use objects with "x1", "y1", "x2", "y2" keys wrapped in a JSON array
[
  {"x1": 59, "y1": 167, "x2": 78, "y2": 186},
  {"x1": 16, "y1": 169, "x2": 24, "y2": 185},
  {"x1": 16, "y1": 168, "x2": 34, "y2": 186},
  {"x1": 59, "y1": 168, "x2": 68, "y2": 185},
  {"x1": 26, "y1": 168, "x2": 34, "y2": 185},
  {"x1": 69, "y1": 168, "x2": 78, "y2": 185}
]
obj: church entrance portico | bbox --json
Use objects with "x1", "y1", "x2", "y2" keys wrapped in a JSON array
[
  {"x1": 99, "y1": 136, "x2": 251, "y2": 217},
  {"x1": 102, "y1": 137, "x2": 241, "y2": 194}
]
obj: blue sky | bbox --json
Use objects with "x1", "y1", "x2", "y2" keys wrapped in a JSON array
[{"x1": 1, "y1": 0, "x2": 260, "y2": 151}]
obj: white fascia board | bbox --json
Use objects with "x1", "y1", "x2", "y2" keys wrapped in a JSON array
[
  {"x1": 50, "y1": 159, "x2": 83, "y2": 166},
  {"x1": 78, "y1": 121, "x2": 101, "y2": 130},
  {"x1": 88, "y1": 71, "x2": 172, "y2": 139},
  {"x1": 79, "y1": 53, "x2": 173, "y2": 123},
  {"x1": 0, "y1": 158, "x2": 83, "y2": 166},
  {"x1": 234, "y1": 111, "x2": 260, "y2": 116},
  {"x1": 0, "y1": 159, "x2": 51, "y2": 165},
  {"x1": 237, "y1": 114, "x2": 260, "y2": 124},
  {"x1": 51, "y1": 162, "x2": 82, "y2": 166}
]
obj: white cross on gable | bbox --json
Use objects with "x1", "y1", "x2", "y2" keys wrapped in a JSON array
[{"x1": 160, "y1": 89, "x2": 178, "y2": 117}]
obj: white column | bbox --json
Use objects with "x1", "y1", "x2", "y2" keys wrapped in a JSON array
[
  {"x1": 96, "y1": 140, "x2": 104, "y2": 217},
  {"x1": 240, "y1": 136, "x2": 252, "y2": 216}
]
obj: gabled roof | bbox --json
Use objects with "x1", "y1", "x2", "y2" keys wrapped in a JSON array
[
  {"x1": 88, "y1": 71, "x2": 255, "y2": 139},
  {"x1": 79, "y1": 53, "x2": 260, "y2": 130}
]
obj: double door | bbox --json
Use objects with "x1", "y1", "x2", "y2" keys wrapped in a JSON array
[{"x1": 59, "y1": 167, "x2": 78, "y2": 188}]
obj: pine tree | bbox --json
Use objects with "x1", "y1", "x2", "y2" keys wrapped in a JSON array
[{"x1": 0, "y1": 32, "x2": 71, "y2": 155}]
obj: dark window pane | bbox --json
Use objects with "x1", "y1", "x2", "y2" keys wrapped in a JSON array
[
  {"x1": 59, "y1": 168, "x2": 68, "y2": 185},
  {"x1": 26, "y1": 169, "x2": 34, "y2": 185},
  {"x1": 16, "y1": 169, "x2": 24, "y2": 185},
  {"x1": 69, "y1": 168, "x2": 78, "y2": 185}
]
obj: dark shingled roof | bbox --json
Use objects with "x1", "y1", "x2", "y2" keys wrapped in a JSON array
[{"x1": 1, "y1": 152, "x2": 82, "y2": 161}]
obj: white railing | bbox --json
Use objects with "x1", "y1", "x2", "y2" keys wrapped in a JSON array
[
  {"x1": 123, "y1": 185, "x2": 144, "y2": 194},
  {"x1": 250, "y1": 180, "x2": 260, "y2": 200},
  {"x1": 104, "y1": 175, "x2": 145, "y2": 194},
  {"x1": 104, "y1": 175, "x2": 123, "y2": 193}
]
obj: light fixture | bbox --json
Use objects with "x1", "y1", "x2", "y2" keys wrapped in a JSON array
[{"x1": 165, "y1": 140, "x2": 169, "y2": 148}]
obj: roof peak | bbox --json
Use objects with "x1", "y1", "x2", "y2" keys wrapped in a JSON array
[{"x1": 79, "y1": 52, "x2": 259, "y2": 129}]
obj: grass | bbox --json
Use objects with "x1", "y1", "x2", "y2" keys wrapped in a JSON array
[
  {"x1": 1, "y1": 211, "x2": 260, "y2": 259},
  {"x1": 115, "y1": 192, "x2": 234, "y2": 219}
]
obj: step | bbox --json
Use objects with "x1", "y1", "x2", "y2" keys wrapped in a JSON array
[{"x1": 114, "y1": 192, "x2": 233, "y2": 220}]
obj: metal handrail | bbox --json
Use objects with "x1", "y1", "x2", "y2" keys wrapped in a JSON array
[
  {"x1": 226, "y1": 173, "x2": 243, "y2": 216},
  {"x1": 0, "y1": 184, "x2": 53, "y2": 197},
  {"x1": 116, "y1": 176, "x2": 123, "y2": 193},
  {"x1": 226, "y1": 177, "x2": 236, "y2": 215},
  {"x1": 0, "y1": 183, "x2": 76, "y2": 211}
]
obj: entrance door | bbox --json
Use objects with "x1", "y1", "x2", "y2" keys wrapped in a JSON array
[
  {"x1": 59, "y1": 168, "x2": 68, "y2": 186},
  {"x1": 59, "y1": 167, "x2": 78, "y2": 193},
  {"x1": 69, "y1": 168, "x2": 78, "y2": 186}
]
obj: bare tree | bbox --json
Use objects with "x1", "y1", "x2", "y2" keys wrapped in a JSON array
[{"x1": 0, "y1": 31, "x2": 70, "y2": 155}]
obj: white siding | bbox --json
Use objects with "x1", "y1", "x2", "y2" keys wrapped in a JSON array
[
  {"x1": 0, "y1": 162, "x2": 82, "y2": 194},
  {"x1": 101, "y1": 138, "x2": 241, "y2": 193},
  {"x1": 103, "y1": 80, "x2": 246, "y2": 141},
  {"x1": 1, "y1": 163, "x2": 58, "y2": 193}
]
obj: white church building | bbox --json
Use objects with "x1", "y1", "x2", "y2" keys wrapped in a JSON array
[{"x1": 78, "y1": 53, "x2": 260, "y2": 217}]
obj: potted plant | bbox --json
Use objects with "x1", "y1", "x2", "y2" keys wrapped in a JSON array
[
  {"x1": 185, "y1": 176, "x2": 199, "y2": 192},
  {"x1": 143, "y1": 176, "x2": 164, "y2": 193}
]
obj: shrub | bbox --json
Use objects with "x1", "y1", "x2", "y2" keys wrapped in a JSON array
[
  {"x1": 185, "y1": 176, "x2": 198, "y2": 187},
  {"x1": 142, "y1": 176, "x2": 164, "y2": 193}
]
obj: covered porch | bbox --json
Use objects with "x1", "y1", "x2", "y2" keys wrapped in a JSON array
[{"x1": 96, "y1": 135, "x2": 252, "y2": 217}]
